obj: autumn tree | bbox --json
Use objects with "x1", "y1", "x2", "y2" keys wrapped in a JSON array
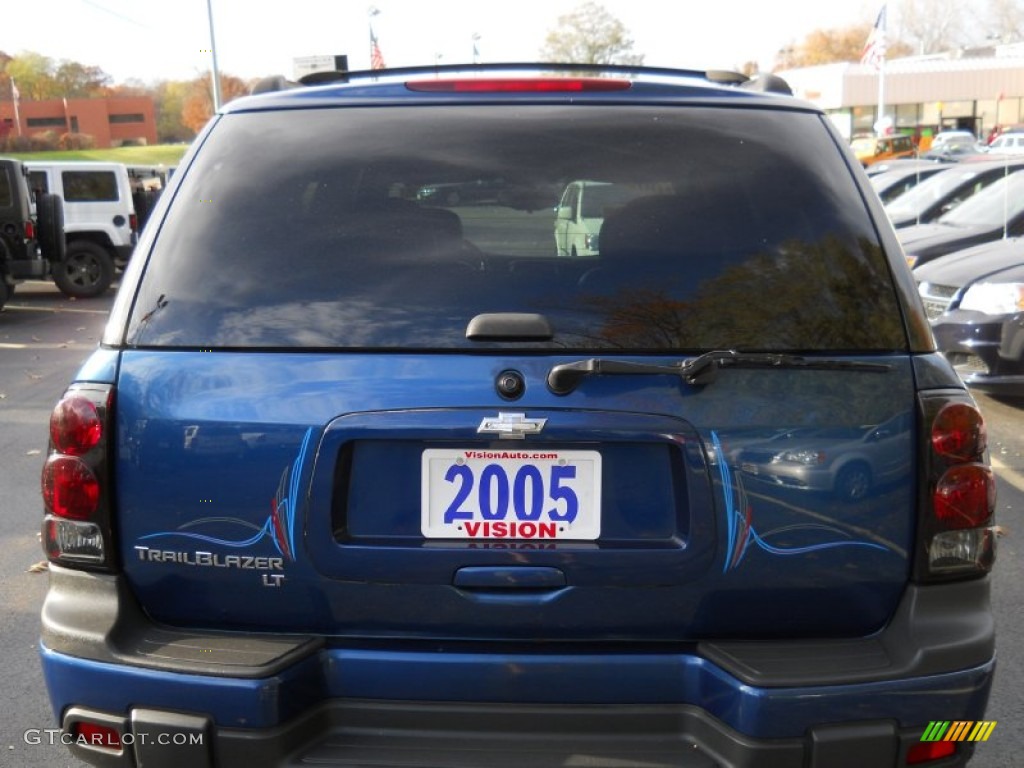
[
  {"x1": 153, "y1": 80, "x2": 192, "y2": 143},
  {"x1": 539, "y1": 2, "x2": 644, "y2": 65},
  {"x1": 2, "y1": 51, "x2": 110, "y2": 100},
  {"x1": 4, "y1": 52, "x2": 61, "y2": 100},
  {"x1": 181, "y1": 72, "x2": 251, "y2": 134},
  {"x1": 775, "y1": 23, "x2": 914, "y2": 70},
  {"x1": 53, "y1": 60, "x2": 111, "y2": 97}
]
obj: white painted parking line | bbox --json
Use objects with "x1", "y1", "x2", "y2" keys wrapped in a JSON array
[
  {"x1": 991, "y1": 456, "x2": 1024, "y2": 494},
  {"x1": 0, "y1": 342, "x2": 94, "y2": 350},
  {"x1": 3, "y1": 304, "x2": 110, "y2": 316}
]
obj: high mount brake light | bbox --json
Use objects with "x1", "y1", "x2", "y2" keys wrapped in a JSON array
[{"x1": 406, "y1": 78, "x2": 632, "y2": 93}]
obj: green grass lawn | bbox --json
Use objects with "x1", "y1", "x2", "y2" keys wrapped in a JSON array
[{"x1": 4, "y1": 144, "x2": 189, "y2": 166}]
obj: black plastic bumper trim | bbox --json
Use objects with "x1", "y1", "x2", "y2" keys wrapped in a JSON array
[
  {"x1": 699, "y1": 576, "x2": 993, "y2": 687},
  {"x1": 41, "y1": 565, "x2": 321, "y2": 678},
  {"x1": 42, "y1": 566, "x2": 992, "y2": 689}
]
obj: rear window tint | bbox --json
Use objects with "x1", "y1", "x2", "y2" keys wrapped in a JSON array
[
  {"x1": 62, "y1": 170, "x2": 118, "y2": 202},
  {"x1": 0, "y1": 168, "x2": 11, "y2": 208},
  {"x1": 28, "y1": 170, "x2": 48, "y2": 195},
  {"x1": 128, "y1": 105, "x2": 906, "y2": 352}
]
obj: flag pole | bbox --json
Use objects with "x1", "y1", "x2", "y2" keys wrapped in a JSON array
[
  {"x1": 876, "y1": 5, "x2": 887, "y2": 135},
  {"x1": 11, "y1": 77, "x2": 22, "y2": 137},
  {"x1": 206, "y1": 0, "x2": 222, "y2": 111},
  {"x1": 877, "y1": 55, "x2": 885, "y2": 135},
  {"x1": 368, "y1": 6, "x2": 385, "y2": 70}
]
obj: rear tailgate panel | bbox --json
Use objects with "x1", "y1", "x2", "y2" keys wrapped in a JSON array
[{"x1": 116, "y1": 351, "x2": 915, "y2": 641}]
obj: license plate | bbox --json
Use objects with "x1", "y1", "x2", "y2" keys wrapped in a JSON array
[{"x1": 421, "y1": 449, "x2": 601, "y2": 540}]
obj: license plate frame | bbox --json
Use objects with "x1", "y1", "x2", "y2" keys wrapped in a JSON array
[{"x1": 421, "y1": 448, "x2": 601, "y2": 540}]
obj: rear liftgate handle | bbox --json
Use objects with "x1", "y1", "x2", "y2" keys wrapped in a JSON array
[{"x1": 453, "y1": 566, "x2": 567, "y2": 604}]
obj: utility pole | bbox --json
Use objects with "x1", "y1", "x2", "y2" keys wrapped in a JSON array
[{"x1": 206, "y1": 0, "x2": 223, "y2": 111}]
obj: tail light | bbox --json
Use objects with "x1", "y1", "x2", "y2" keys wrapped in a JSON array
[
  {"x1": 129, "y1": 212, "x2": 138, "y2": 232},
  {"x1": 916, "y1": 395, "x2": 996, "y2": 581},
  {"x1": 41, "y1": 384, "x2": 116, "y2": 570},
  {"x1": 25, "y1": 219, "x2": 36, "y2": 240}
]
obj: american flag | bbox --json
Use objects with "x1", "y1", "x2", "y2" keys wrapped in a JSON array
[
  {"x1": 370, "y1": 27, "x2": 386, "y2": 70},
  {"x1": 861, "y1": 5, "x2": 887, "y2": 70}
]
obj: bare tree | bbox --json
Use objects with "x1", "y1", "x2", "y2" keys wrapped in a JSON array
[
  {"x1": 539, "y1": 2, "x2": 644, "y2": 66},
  {"x1": 898, "y1": 0, "x2": 972, "y2": 54},
  {"x1": 981, "y1": 0, "x2": 1024, "y2": 42}
]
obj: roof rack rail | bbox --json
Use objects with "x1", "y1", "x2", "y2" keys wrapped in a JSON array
[{"x1": 250, "y1": 62, "x2": 792, "y2": 96}]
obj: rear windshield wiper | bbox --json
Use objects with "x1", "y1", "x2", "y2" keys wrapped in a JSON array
[{"x1": 546, "y1": 350, "x2": 893, "y2": 395}]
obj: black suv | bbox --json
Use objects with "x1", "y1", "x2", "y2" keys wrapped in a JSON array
[
  {"x1": 40, "y1": 65, "x2": 997, "y2": 768},
  {"x1": 0, "y1": 157, "x2": 64, "y2": 308}
]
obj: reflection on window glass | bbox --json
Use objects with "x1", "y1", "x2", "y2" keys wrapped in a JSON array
[
  {"x1": 130, "y1": 105, "x2": 905, "y2": 353},
  {"x1": 0, "y1": 169, "x2": 11, "y2": 208}
]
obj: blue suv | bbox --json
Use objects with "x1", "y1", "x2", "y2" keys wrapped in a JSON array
[{"x1": 40, "y1": 64, "x2": 996, "y2": 768}]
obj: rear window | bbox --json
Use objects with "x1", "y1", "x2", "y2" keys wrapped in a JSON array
[
  {"x1": 62, "y1": 170, "x2": 119, "y2": 202},
  {"x1": 0, "y1": 169, "x2": 11, "y2": 208},
  {"x1": 941, "y1": 171, "x2": 1024, "y2": 228},
  {"x1": 127, "y1": 104, "x2": 906, "y2": 352},
  {"x1": 28, "y1": 170, "x2": 48, "y2": 195}
]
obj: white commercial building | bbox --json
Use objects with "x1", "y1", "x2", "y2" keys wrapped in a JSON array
[{"x1": 778, "y1": 44, "x2": 1024, "y2": 141}]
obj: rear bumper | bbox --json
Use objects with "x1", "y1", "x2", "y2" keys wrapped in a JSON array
[
  {"x1": 49, "y1": 699, "x2": 982, "y2": 768},
  {"x1": 6, "y1": 256, "x2": 49, "y2": 279},
  {"x1": 40, "y1": 566, "x2": 995, "y2": 767}
]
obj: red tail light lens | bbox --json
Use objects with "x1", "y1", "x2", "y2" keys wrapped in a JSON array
[
  {"x1": 934, "y1": 464, "x2": 995, "y2": 528},
  {"x1": 906, "y1": 740, "x2": 956, "y2": 765},
  {"x1": 42, "y1": 456, "x2": 100, "y2": 519},
  {"x1": 25, "y1": 220, "x2": 36, "y2": 240},
  {"x1": 129, "y1": 212, "x2": 139, "y2": 232},
  {"x1": 72, "y1": 721, "x2": 122, "y2": 750},
  {"x1": 407, "y1": 78, "x2": 631, "y2": 93},
  {"x1": 50, "y1": 396, "x2": 102, "y2": 456},
  {"x1": 931, "y1": 402, "x2": 986, "y2": 461}
]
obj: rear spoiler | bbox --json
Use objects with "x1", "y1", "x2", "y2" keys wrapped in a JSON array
[{"x1": 250, "y1": 62, "x2": 792, "y2": 96}]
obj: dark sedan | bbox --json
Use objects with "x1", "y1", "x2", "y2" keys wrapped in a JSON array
[
  {"x1": 885, "y1": 159, "x2": 1024, "y2": 228},
  {"x1": 899, "y1": 170, "x2": 1024, "y2": 268},
  {"x1": 916, "y1": 237, "x2": 1024, "y2": 395},
  {"x1": 869, "y1": 163, "x2": 948, "y2": 204}
]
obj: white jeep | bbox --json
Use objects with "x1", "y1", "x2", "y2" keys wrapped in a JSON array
[{"x1": 27, "y1": 160, "x2": 137, "y2": 298}]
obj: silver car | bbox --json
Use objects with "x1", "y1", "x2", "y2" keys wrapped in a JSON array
[{"x1": 733, "y1": 413, "x2": 914, "y2": 501}]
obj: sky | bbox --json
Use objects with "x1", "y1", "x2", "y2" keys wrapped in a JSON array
[{"x1": 3, "y1": 0, "x2": 883, "y2": 85}]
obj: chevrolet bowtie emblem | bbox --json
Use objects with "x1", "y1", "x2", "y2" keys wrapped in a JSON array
[{"x1": 477, "y1": 412, "x2": 547, "y2": 440}]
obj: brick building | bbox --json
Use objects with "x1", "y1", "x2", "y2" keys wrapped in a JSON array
[{"x1": 0, "y1": 95, "x2": 157, "y2": 148}]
